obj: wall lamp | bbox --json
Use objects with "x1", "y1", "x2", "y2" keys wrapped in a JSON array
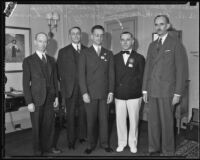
[{"x1": 46, "y1": 12, "x2": 59, "y2": 38}]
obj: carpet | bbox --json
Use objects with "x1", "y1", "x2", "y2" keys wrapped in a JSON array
[{"x1": 175, "y1": 139, "x2": 199, "y2": 158}]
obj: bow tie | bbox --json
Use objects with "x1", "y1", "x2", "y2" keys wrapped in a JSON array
[{"x1": 122, "y1": 51, "x2": 130, "y2": 55}]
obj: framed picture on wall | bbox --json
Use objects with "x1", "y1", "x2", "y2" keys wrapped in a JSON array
[
  {"x1": 5, "y1": 26, "x2": 31, "y2": 73},
  {"x1": 152, "y1": 30, "x2": 182, "y2": 42}
]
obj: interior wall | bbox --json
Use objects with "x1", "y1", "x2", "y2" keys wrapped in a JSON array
[
  {"x1": 5, "y1": 3, "x2": 199, "y2": 121},
  {"x1": 96, "y1": 4, "x2": 199, "y2": 121}
]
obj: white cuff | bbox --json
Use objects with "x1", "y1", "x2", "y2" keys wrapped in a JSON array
[
  {"x1": 174, "y1": 94, "x2": 181, "y2": 97},
  {"x1": 142, "y1": 91, "x2": 147, "y2": 94}
]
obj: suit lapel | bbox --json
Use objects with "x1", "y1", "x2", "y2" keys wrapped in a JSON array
[
  {"x1": 81, "y1": 44, "x2": 87, "y2": 51},
  {"x1": 153, "y1": 34, "x2": 171, "y2": 65},
  {"x1": 126, "y1": 51, "x2": 135, "y2": 67},
  {"x1": 46, "y1": 55, "x2": 52, "y2": 77},
  {"x1": 119, "y1": 51, "x2": 135, "y2": 83},
  {"x1": 32, "y1": 53, "x2": 45, "y2": 77},
  {"x1": 89, "y1": 46, "x2": 103, "y2": 72}
]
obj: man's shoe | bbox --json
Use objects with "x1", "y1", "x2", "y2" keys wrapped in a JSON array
[
  {"x1": 51, "y1": 147, "x2": 62, "y2": 154},
  {"x1": 84, "y1": 148, "x2": 93, "y2": 154},
  {"x1": 130, "y1": 147, "x2": 137, "y2": 154},
  {"x1": 147, "y1": 151, "x2": 160, "y2": 156},
  {"x1": 116, "y1": 146, "x2": 125, "y2": 152},
  {"x1": 104, "y1": 147, "x2": 113, "y2": 152},
  {"x1": 79, "y1": 138, "x2": 86, "y2": 144}
]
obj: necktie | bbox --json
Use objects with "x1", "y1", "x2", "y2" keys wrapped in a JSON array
[
  {"x1": 42, "y1": 54, "x2": 46, "y2": 63},
  {"x1": 77, "y1": 44, "x2": 80, "y2": 53},
  {"x1": 122, "y1": 51, "x2": 130, "y2": 55},
  {"x1": 157, "y1": 38, "x2": 162, "y2": 52}
]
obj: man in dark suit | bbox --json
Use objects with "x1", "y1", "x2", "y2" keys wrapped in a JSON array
[
  {"x1": 142, "y1": 15, "x2": 186, "y2": 156},
  {"x1": 79, "y1": 25, "x2": 114, "y2": 154},
  {"x1": 57, "y1": 26, "x2": 87, "y2": 150},
  {"x1": 114, "y1": 31, "x2": 145, "y2": 154},
  {"x1": 23, "y1": 32, "x2": 61, "y2": 156}
]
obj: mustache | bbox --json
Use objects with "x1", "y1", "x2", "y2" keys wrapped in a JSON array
[{"x1": 156, "y1": 29, "x2": 162, "y2": 32}]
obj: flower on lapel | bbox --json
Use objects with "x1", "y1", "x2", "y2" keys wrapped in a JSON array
[
  {"x1": 128, "y1": 58, "x2": 134, "y2": 68},
  {"x1": 129, "y1": 58, "x2": 134, "y2": 64},
  {"x1": 101, "y1": 56, "x2": 105, "y2": 60},
  {"x1": 101, "y1": 53, "x2": 108, "y2": 61}
]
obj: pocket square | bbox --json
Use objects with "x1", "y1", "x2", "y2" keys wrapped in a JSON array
[{"x1": 164, "y1": 50, "x2": 171, "y2": 53}]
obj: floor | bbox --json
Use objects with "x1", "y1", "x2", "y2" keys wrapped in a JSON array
[{"x1": 4, "y1": 115, "x2": 187, "y2": 157}]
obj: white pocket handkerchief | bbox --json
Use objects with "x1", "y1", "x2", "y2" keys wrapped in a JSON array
[{"x1": 164, "y1": 49, "x2": 171, "y2": 53}]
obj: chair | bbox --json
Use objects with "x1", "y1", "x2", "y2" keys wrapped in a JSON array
[{"x1": 175, "y1": 80, "x2": 190, "y2": 134}]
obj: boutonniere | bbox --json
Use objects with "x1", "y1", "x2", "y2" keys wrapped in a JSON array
[
  {"x1": 128, "y1": 58, "x2": 134, "y2": 68},
  {"x1": 100, "y1": 53, "x2": 108, "y2": 61}
]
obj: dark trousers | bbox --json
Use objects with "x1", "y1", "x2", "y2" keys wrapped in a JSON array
[
  {"x1": 84, "y1": 99, "x2": 109, "y2": 149},
  {"x1": 30, "y1": 92, "x2": 55, "y2": 154},
  {"x1": 148, "y1": 97, "x2": 175, "y2": 154},
  {"x1": 65, "y1": 85, "x2": 87, "y2": 145}
]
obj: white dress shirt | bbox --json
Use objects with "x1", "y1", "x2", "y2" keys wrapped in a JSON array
[
  {"x1": 158, "y1": 33, "x2": 168, "y2": 44},
  {"x1": 72, "y1": 43, "x2": 81, "y2": 52},
  {"x1": 93, "y1": 44, "x2": 101, "y2": 55},
  {"x1": 36, "y1": 50, "x2": 47, "y2": 60},
  {"x1": 122, "y1": 49, "x2": 132, "y2": 65}
]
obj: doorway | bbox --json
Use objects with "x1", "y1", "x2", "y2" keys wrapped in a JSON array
[{"x1": 104, "y1": 17, "x2": 138, "y2": 55}]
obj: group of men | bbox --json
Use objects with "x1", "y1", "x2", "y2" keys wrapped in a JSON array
[{"x1": 22, "y1": 14, "x2": 186, "y2": 156}]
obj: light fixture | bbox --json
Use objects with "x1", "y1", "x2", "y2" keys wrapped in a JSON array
[{"x1": 46, "y1": 12, "x2": 59, "y2": 38}]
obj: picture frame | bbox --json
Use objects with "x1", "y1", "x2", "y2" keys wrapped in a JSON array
[
  {"x1": 5, "y1": 26, "x2": 31, "y2": 73},
  {"x1": 152, "y1": 30, "x2": 182, "y2": 42}
]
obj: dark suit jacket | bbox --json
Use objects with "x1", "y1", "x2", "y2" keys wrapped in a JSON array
[
  {"x1": 57, "y1": 44, "x2": 87, "y2": 99},
  {"x1": 114, "y1": 50, "x2": 145, "y2": 100},
  {"x1": 79, "y1": 46, "x2": 115, "y2": 99},
  {"x1": 142, "y1": 34, "x2": 185, "y2": 97},
  {"x1": 23, "y1": 53, "x2": 58, "y2": 106}
]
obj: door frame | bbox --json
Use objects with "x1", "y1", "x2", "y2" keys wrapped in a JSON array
[{"x1": 104, "y1": 16, "x2": 138, "y2": 51}]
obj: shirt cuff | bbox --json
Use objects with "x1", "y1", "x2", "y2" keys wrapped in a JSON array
[
  {"x1": 174, "y1": 94, "x2": 181, "y2": 97},
  {"x1": 142, "y1": 91, "x2": 147, "y2": 94}
]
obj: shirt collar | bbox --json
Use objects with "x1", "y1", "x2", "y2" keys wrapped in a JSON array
[
  {"x1": 93, "y1": 44, "x2": 101, "y2": 52},
  {"x1": 72, "y1": 43, "x2": 81, "y2": 50},
  {"x1": 36, "y1": 50, "x2": 46, "y2": 60},
  {"x1": 159, "y1": 33, "x2": 168, "y2": 44}
]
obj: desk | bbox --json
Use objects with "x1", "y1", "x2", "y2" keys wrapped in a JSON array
[
  {"x1": 5, "y1": 95, "x2": 26, "y2": 112},
  {"x1": 5, "y1": 93, "x2": 32, "y2": 133}
]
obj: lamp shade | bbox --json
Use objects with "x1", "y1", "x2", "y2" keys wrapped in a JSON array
[
  {"x1": 52, "y1": 12, "x2": 59, "y2": 20},
  {"x1": 46, "y1": 12, "x2": 53, "y2": 19}
]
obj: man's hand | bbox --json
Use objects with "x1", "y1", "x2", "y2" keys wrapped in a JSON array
[
  {"x1": 107, "y1": 93, "x2": 113, "y2": 104},
  {"x1": 143, "y1": 92, "x2": 148, "y2": 103},
  {"x1": 28, "y1": 103, "x2": 35, "y2": 112},
  {"x1": 83, "y1": 93, "x2": 91, "y2": 103},
  {"x1": 54, "y1": 97, "x2": 59, "y2": 108},
  {"x1": 172, "y1": 95, "x2": 181, "y2": 106}
]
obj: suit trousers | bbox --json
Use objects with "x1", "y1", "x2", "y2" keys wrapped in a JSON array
[
  {"x1": 84, "y1": 99, "x2": 109, "y2": 149},
  {"x1": 115, "y1": 98, "x2": 142, "y2": 149},
  {"x1": 30, "y1": 91, "x2": 55, "y2": 154},
  {"x1": 148, "y1": 97, "x2": 175, "y2": 154},
  {"x1": 65, "y1": 84, "x2": 87, "y2": 145}
]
